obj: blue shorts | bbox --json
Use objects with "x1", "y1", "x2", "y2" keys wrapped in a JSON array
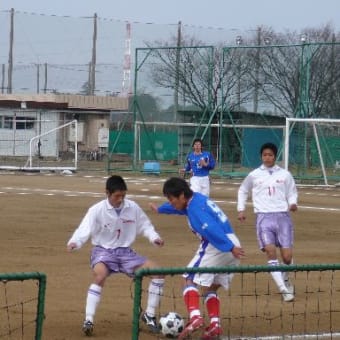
[
  {"x1": 256, "y1": 212, "x2": 293, "y2": 250},
  {"x1": 90, "y1": 246, "x2": 146, "y2": 277}
]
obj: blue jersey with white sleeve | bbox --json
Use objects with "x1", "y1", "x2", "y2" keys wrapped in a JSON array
[
  {"x1": 185, "y1": 151, "x2": 215, "y2": 177},
  {"x1": 157, "y1": 192, "x2": 236, "y2": 252}
]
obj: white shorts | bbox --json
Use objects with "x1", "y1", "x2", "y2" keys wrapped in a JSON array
[
  {"x1": 190, "y1": 176, "x2": 210, "y2": 196},
  {"x1": 183, "y1": 235, "x2": 241, "y2": 290}
]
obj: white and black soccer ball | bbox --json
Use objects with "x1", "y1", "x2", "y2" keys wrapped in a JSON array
[{"x1": 159, "y1": 311, "x2": 184, "y2": 338}]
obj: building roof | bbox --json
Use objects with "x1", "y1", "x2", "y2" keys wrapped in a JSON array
[{"x1": 0, "y1": 93, "x2": 129, "y2": 111}]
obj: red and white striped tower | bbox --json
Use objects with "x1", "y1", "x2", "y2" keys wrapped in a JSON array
[{"x1": 121, "y1": 21, "x2": 132, "y2": 97}]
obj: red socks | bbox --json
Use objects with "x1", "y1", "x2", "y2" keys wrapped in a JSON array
[
  {"x1": 183, "y1": 286, "x2": 200, "y2": 313},
  {"x1": 205, "y1": 292, "x2": 220, "y2": 319}
]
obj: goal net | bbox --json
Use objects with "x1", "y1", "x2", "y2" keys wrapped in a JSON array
[{"x1": 284, "y1": 118, "x2": 340, "y2": 186}]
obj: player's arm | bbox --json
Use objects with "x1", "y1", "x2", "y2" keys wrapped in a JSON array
[
  {"x1": 179, "y1": 157, "x2": 192, "y2": 177},
  {"x1": 136, "y1": 205, "x2": 165, "y2": 246},
  {"x1": 237, "y1": 175, "x2": 252, "y2": 221},
  {"x1": 231, "y1": 246, "x2": 245, "y2": 259},
  {"x1": 206, "y1": 152, "x2": 216, "y2": 170},
  {"x1": 66, "y1": 211, "x2": 93, "y2": 251},
  {"x1": 286, "y1": 173, "x2": 298, "y2": 212},
  {"x1": 150, "y1": 201, "x2": 186, "y2": 215}
]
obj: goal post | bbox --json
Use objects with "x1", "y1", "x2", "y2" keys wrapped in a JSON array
[
  {"x1": 0, "y1": 272, "x2": 47, "y2": 340},
  {"x1": 0, "y1": 119, "x2": 78, "y2": 172},
  {"x1": 26, "y1": 119, "x2": 78, "y2": 171},
  {"x1": 284, "y1": 118, "x2": 340, "y2": 186}
]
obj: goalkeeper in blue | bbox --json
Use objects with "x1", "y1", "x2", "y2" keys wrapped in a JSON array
[
  {"x1": 179, "y1": 138, "x2": 216, "y2": 196},
  {"x1": 150, "y1": 177, "x2": 245, "y2": 340}
]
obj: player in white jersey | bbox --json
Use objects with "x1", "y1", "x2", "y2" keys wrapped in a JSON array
[
  {"x1": 179, "y1": 138, "x2": 215, "y2": 196},
  {"x1": 237, "y1": 142, "x2": 298, "y2": 302},
  {"x1": 67, "y1": 175, "x2": 165, "y2": 336}
]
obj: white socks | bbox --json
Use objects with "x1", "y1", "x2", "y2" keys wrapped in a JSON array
[
  {"x1": 145, "y1": 278, "x2": 164, "y2": 317},
  {"x1": 85, "y1": 283, "x2": 102, "y2": 322},
  {"x1": 268, "y1": 260, "x2": 286, "y2": 292}
]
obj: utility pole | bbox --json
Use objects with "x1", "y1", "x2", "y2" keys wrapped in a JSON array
[
  {"x1": 7, "y1": 8, "x2": 14, "y2": 93},
  {"x1": 89, "y1": 13, "x2": 97, "y2": 95},
  {"x1": 43, "y1": 63, "x2": 48, "y2": 93},
  {"x1": 1, "y1": 64, "x2": 5, "y2": 93},
  {"x1": 174, "y1": 21, "x2": 182, "y2": 123},
  {"x1": 253, "y1": 26, "x2": 261, "y2": 113},
  {"x1": 36, "y1": 63, "x2": 40, "y2": 93}
]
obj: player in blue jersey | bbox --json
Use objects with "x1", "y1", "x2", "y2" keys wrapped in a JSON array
[
  {"x1": 150, "y1": 177, "x2": 244, "y2": 340},
  {"x1": 179, "y1": 138, "x2": 216, "y2": 196}
]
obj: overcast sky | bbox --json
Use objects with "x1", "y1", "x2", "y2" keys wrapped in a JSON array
[{"x1": 1, "y1": 0, "x2": 340, "y2": 32}]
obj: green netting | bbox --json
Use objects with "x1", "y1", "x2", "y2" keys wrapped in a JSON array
[{"x1": 109, "y1": 130, "x2": 178, "y2": 161}]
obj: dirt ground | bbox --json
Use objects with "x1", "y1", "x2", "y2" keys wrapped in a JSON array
[{"x1": 0, "y1": 170, "x2": 339, "y2": 340}]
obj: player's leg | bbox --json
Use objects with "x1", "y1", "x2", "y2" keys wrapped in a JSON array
[
  {"x1": 138, "y1": 259, "x2": 165, "y2": 333},
  {"x1": 83, "y1": 262, "x2": 110, "y2": 336},
  {"x1": 201, "y1": 286, "x2": 223, "y2": 340},
  {"x1": 200, "y1": 176, "x2": 210, "y2": 196},
  {"x1": 178, "y1": 278, "x2": 204, "y2": 340},
  {"x1": 178, "y1": 246, "x2": 207, "y2": 339},
  {"x1": 179, "y1": 244, "x2": 224, "y2": 339},
  {"x1": 280, "y1": 247, "x2": 293, "y2": 287},
  {"x1": 278, "y1": 213, "x2": 295, "y2": 296},
  {"x1": 189, "y1": 176, "x2": 201, "y2": 193},
  {"x1": 201, "y1": 251, "x2": 239, "y2": 339},
  {"x1": 257, "y1": 214, "x2": 293, "y2": 301}
]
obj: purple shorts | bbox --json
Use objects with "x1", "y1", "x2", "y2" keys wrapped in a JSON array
[
  {"x1": 90, "y1": 246, "x2": 146, "y2": 277},
  {"x1": 256, "y1": 212, "x2": 293, "y2": 250}
]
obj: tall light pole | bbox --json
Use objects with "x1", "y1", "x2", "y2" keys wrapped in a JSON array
[
  {"x1": 299, "y1": 33, "x2": 311, "y2": 118},
  {"x1": 236, "y1": 36, "x2": 242, "y2": 111},
  {"x1": 298, "y1": 33, "x2": 310, "y2": 174}
]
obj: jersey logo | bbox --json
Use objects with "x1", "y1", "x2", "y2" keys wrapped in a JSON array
[{"x1": 121, "y1": 219, "x2": 135, "y2": 223}]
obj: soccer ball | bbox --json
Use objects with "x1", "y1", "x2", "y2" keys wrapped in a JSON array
[{"x1": 159, "y1": 311, "x2": 184, "y2": 338}]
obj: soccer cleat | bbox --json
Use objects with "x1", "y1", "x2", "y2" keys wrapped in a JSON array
[
  {"x1": 82, "y1": 320, "x2": 94, "y2": 336},
  {"x1": 280, "y1": 287, "x2": 294, "y2": 302},
  {"x1": 141, "y1": 312, "x2": 160, "y2": 333},
  {"x1": 178, "y1": 315, "x2": 204, "y2": 339},
  {"x1": 201, "y1": 322, "x2": 223, "y2": 339}
]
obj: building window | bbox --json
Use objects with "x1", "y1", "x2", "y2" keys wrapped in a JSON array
[
  {"x1": 0, "y1": 116, "x2": 35, "y2": 129},
  {"x1": 4, "y1": 116, "x2": 13, "y2": 129},
  {"x1": 15, "y1": 117, "x2": 35, "y2": 129}
]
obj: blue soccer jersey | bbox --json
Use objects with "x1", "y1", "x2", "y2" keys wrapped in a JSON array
[
  {"x1": 185, "y1": 151, "x2": 215, "y2": 177},
  {"x1": 157, "y1": 192, "x2": 236, "y2": 252}
]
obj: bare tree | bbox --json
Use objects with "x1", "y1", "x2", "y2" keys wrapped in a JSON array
[
  {"x1": 146, "y1": 24, "x2": 340, "y2": 120},
  {"x1": 246, "y1": 24, "x2": 340, "y2": 117}
]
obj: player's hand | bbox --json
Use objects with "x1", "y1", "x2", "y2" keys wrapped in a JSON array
[
  {"x1": 289, "y1": 204, "x2": 297, "y2": 212},
  {"x1": 199, "y1": 158, "x2": 208, "y2": 167},
  {"x1": 153, "y1": 238, "x2": 164, "y2": 247},
  {"x1": 238, "y1": 211, "x2": 246, "y2": 222},
  {"x1": 149, "y1": 202, "x2": 159, "y2": 213},
  {"x1": 231, "y1": 246, "x2": 245, "y2": 259},
  {"x1": 67, "y1": 243, "x2": 78, "y2": 252}
]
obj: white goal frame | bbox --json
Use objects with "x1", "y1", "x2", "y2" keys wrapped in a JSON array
[
  {"x1": 284, "y1": 118, "x2": 340, "y2": 186},
  {"x1": 0, "y1": 119, "x2": 78, "y2": 172}
]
